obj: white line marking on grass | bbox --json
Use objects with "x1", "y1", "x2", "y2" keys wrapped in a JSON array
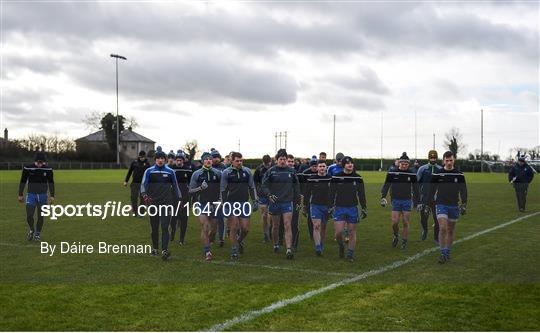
[
  {"x1": 205, "y1": 260, "x2": 355, "y2": 277},
  {"x1": 206, "y1": 211, "x2": 540, "y2": 332}
]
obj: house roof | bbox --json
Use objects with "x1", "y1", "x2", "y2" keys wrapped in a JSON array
[{"x1": 76, "y1": 129, "x2": 155, "y2": 143}]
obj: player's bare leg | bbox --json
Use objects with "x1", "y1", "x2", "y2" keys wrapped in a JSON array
[
  {"x1": 312, "y1": 218, "x2": 322, "y2": 255},
  {"x1": 401, "y1": 211, "x2": 410, "y2": 249},
  {"x1": 334, "y1": 221, "x2": 346, "y2": 258},
  {"x1": 271, "y1": 214, "x2": 281, "y2": 252},
  {"x1": 228, "y1": 216, "x2": 240, "y2": 259},
  {"x1": 346, "y1": 222, "x2": 357, "y2": 261},
  {"x1": 282, "y1": 212, "x2": 294, "y2": 259},
  {"x1": 391, "y1": 211, "x2": 400, "y2": 247}
]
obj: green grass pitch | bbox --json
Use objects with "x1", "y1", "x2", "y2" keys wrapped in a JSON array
[{"x1": 0, "y1": 170, "x2": 539, "y2": 331}]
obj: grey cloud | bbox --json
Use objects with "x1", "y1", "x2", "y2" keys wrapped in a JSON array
[{"x1": 327, "y1": 68, "x2": 390, "y2": 95}]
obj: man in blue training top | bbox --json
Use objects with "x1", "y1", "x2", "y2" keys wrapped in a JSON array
[
  {"x1": 508, "y1": 154, "x2": 535, "y2": 212},
  {"x1": 327, "y1": 152, "x2": 344, "y2": 176},
  {"x1": 140, "y1": 147, "x2": 181, "y2": 261},
  {"x1": 18, "y1": 151, "x2": 55, "y2": 241},
  {"x1": 380, "y1": 152, "x2": 420, "y2": 250},
  {"x1": 425, "y1": 151, "x2": 468, "y2": 264}
]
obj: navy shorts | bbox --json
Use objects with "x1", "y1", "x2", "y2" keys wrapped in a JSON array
[
  {"x1": 310, "y1": 204, "x2": 329, "y2": 223},
  {"x1": 392, "y1": 199, "x2": 412, "y2": 212},
  {"x1": 269, "y1": 201, "x2": 293, "y2": 215},
  {"x1": 436, "y1": 204, "x2": 460, "y2": 221},
  {"x1": 26, "y1": 193, "x2": 47, "y2": 206},
  {"x1": 333, "y1": 206, "x2": 359, "y2": 224}
]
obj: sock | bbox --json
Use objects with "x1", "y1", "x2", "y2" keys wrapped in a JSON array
[
  {"x1": 231, "y1": 246, "x2": 237, "y2": 255},
  {"x1": 347, "y1": 249, "x2": 354, "y2": 257},
  {"x1": 315, "y1": 244, "x2": 322, "y2": 252},
  {"x1": 204, "y1": 245, "x2": 210, "y2": 253}
]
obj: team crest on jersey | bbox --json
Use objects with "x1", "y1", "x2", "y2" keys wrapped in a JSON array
[
  {"x1": 163, "y1": 174, "x2": 169, "y2": 178},
  {"x1": 454, "y1": 177, "x2": 458, "y2": 183},
  {"x1": 43, "y1": 172, "x2": 47, "y2": 177},
  {"x1": 288, "y1": 174, "x2": 291, "y2": 178},
  {"x1": 407, "y1": 177, "x2": 411, "y2": 181}
]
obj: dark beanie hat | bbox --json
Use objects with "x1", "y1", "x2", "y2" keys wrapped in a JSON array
[
  {"x1": 399, "y1": 152, "x2": 410, "y2": 163},
  {"x1": 138, "y1": 150, "x2": 146, "y2": 157},
  {"x1": 35, "y1": 151, "x2": 46, "y2": 162},
  {"x1": 341, "y1": 156, "x2": 353, "y2": 167},
  {"x1": 155, "y1": 146, "x2": 166, "y2": 159}
]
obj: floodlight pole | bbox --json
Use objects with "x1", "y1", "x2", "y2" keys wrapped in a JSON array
[
  {"x1": 380, "y1": 109, "x2": 383, "y2": 171},
  {"x1": 481, "y1": 109, "x2": 484, "y2": 172},
  {"x1": 332, "y1": 114, "x2": 336, "y2": 159},
  {"x1": 110, "y1": 54, "x2": 127, "y2": 165}
]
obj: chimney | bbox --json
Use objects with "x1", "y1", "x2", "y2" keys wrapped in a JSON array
[{"x1": 3, "y1": 128, "x2": 7, "y2": 141}]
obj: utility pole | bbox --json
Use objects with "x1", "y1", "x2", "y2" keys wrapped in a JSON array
[
  {"x1": 110, "y1": 54, "x2": 127, "y2": 166},
  {"x1": 414, "y1": 108, "x2": 417, "y2": 159},
  {"x1": 481, "y1": 109, "x2": 484, "y2": 172},
  {"x1": 238, "y1": 138, "x2": 241, "y2": 152},
  {"x1": 284, "y1": 131, "x2": 288, "y2": 150},
  {"x1": 332, "y1": 114, "x2": 336, "y2": 159},
  {"x1": 433, "y1": 133, "x2": 435, "y2": 149},
  {"x1": 380, "y1": 109, "x2": 383, "y2": 171}
]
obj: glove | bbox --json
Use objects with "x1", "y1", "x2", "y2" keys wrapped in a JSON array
[
  {"x1": 268, "y1": 194, "x2": 278, "y2": 203},
  {"x1": 460, "y1": 204, "x2": 467, "y2": 215},
  {"x1": 422, "y1": 204, "x2": 431, "y2": 215},
  {"x1": 201, "y1": 180, "x2": 208, "y2": 190},
  {"x1": 296, "y1": 201, "x2": 304, "y2": 212},
  {"x1": 360, "y1": 207, "x2": 368, "y2": 219},
  {"x1": 380, "y1": 198, "x2": 387, "y2": 207},
  {"x1": 326, "y1": 206, "x2": 335, "y2": 220},
  {"x1": 252, "y1": 200, "x2": 259, "y2": 212},
  {"x1": 417, "y1": 204, "x2": 423, "y2": 212},
  {"x1": 142, "y1": 194, "x2": 153, "y2": 206}
]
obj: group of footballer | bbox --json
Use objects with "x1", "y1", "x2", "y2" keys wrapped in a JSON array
[
  {"x1": 123, "y1": 146, "x2": 467, "y2": 264},
  {"x1": 19, "y1": 144, "x2": 537, "y2": 265}
]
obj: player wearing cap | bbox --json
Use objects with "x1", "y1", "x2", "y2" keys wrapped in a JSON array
[
  {"x1": 380, "y1": 152, "x2": 420, "y2": 249},
  {"x1": 220, "y1": 152, "x2": 258, "y2": 259},
  {"x1": 167, "y1": 150, "x2": 176, "y2": 168},
  {"x1": 425, "y1": 151, "x2": 468, "y2": 264},
  {"x1": 305, "y1": 160, "x2": 332, "y2": 256},
  {"x1": 124, "y1": 150, "x2": 150, "y2": 217},
  {"x1": 189, "y1": 152, "x2": 222, "y2": 261},
  {"x1": 262, "y1": 149, "x2": 301, "y2": 259},
  {"x1": 329, "y1": 156, "x2": 367, "y2": 262},
  {"x1": 328, "y1": 152, "x2": 345, "y2": 176},
  {"x1": 254, "y1": 154, "x2": 273, "y2": 242},
  {"x1": 140, "y1": 147, "x2": 182, "y2": 261},
  {"x1": 170, "y1": 150, "x2": 193, "y2": 245},
  {"x1": 508, "y1": 154, "x2": 535, "y2": 212},
  {"x1": 18, "y1": 151, "x2": 55, "y2": 241},
  {"x1": 416, "y1": 150, "x2": 443, "y2": 242}
]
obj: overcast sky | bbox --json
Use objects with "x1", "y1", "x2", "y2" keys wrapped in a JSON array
[{"x1": 2, "y1": 1, "x2": 538, "y2": 159}]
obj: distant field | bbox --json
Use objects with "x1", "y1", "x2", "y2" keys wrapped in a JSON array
[{"x1": 1, "y1": 170, "x2": 539, "y2": 331}]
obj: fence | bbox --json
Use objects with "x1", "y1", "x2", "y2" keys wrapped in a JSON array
[{"x1": 0, "y1": 162, "x2": 123, "y2": 170}]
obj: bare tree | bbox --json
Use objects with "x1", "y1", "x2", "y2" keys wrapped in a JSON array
[
  {"x1": 83, "y1": 111, "x2": 105, "y2": 131},
  {"x1": 444, "y1": 127, "x2": 466, "y2": 159},
  {"x1": 183, "y1": 140, "x2": 199, "y2": 161}
]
